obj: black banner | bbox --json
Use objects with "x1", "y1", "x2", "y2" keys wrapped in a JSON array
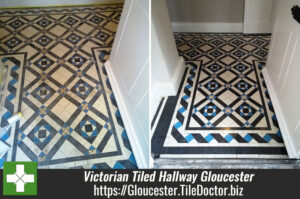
[{"x1": 0, "y1": 169, "x2": 299, "y2": 198}]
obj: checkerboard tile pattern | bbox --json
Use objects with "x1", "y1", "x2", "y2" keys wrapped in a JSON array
[
  {"x1": 152, "y1": 33, "x2": 287, "y2": 158},
  {"x1": 0, "y1": 4, "x2": 137, "y2": 169}
]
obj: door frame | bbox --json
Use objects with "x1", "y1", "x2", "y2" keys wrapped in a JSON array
[{"x1": 243, "y1": 0, "x2": 275, "y2": 33}]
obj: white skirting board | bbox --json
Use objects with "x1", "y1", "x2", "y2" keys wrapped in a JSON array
[
  {"x1": 171, "y1": 22, "x2": 243, "y2": 33},
  {"x1": 104, "y1": 61, "x2": 148, "y2": 168},
  {"x1": 262, "y1": 68, "x2": 298, "y2": 159},
  {"x1": 172, "y1": 56, "x2": 185, "y2": 94},
  {"x1": 243, "y1": 22, "x2": 272, "y2": 34},
  {"x1": 151, "y1": 56, "x2": 185, "y2": 119}
]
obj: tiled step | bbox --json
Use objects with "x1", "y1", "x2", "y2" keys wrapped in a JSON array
[{"x1": 154, "y1": 158, "x2": 300, "y2": 169}]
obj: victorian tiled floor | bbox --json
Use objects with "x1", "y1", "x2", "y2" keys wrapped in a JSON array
[
  {"x1": 152, "y1": 33, "x2": 288, "y2": 159},
  {"x1": 0, "y1": 4, "x2": 137, "y2": 169}
]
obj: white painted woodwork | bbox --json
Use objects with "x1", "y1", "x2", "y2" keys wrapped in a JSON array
[
  {"x1": 151, "y1": 0, "x2": 185, "y2": 119},
  {"x1": 171, "y1": 22, "x2": 243, "y2": 33},
  {"x1": 243, "y1": 0, "x2": 275, "y2": 33},
  {"x1": 264, "y1": 0, "x2": 300, "y2": 158},
  {"x1": 105, "y1": 0, "x2": 149, "y2": 168}
]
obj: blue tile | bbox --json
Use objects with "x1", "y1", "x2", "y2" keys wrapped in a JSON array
[
  {"x1": 178, "y1": 107, "x2": 186, "y2": 114},
  {"x1": 113, "y1": 161, "x2": 125, "y2": 169},
  {"x1": 263, "y1": 134, "x2": 272, "y2": 143},
  {"x1": 205, "y1": 134, "x2": 214, "y2": 143},
  {"x1": 91, "y1": 165, "x2": 98, "y2": 169},
  {"x1": 174, "y1": 122, "x2": 182, "y2": 129},
  {"x1": 128, "y1": 153, "x2": 137, "y2": 166},
  {"x1": 0, "y1": 158, "x2": 4, "y2": 169},
  {"x1": 225, "y1": 134, "x2": 233, "y2": 143},
  {"x1": 244, "y1": 134, "x2": 253, "y2": 143},
  {"x1": 277, "y1": 130, "x2": 282, "y2": 138},
  {"x1": 185, "y1": 134, "x2": 194, "y2": 143},
  {"x1": 182, "y1": 95, "x2": 189, "y2": 100}
]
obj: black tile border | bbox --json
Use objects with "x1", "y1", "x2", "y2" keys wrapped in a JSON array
[
  {"x1": 161, "y1": 146, "x2": 287, "y2": 155},
  {"x1": 151, "y1": 67, "x2": 188, "y2": 155},
  {"x1": 151, "y1": 97, "x2": 165, "y2": 129}
]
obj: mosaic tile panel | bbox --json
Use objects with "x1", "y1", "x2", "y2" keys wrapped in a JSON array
[
  {"x1": 152, "y1": 33, "x2": 287, "y2": 158},
  {"x1": 0, "y1": 4, "x2": 137, "y2": 169}
]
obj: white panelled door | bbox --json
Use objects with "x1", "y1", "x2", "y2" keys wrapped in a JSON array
[
  {"x1": 243, "y1": 0, "x2": 275, "y2": 33},
  {"x1": 105, "y1": 0, "x2": 149, "y2": 168},
  {"x1": 263, "y1": 0, "x2": 300, "y2": 158}
]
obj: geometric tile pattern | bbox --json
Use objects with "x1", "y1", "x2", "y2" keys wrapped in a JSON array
[
  {"x1": 152, "y1": 33, "x2": 287, "y2": 158},
  {"x1": 0, "y1": 4, "x2": 137, "y2": 169}
]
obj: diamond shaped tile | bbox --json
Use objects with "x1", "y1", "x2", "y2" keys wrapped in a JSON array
[
  {"x1": 234, "y1": 80, "x2": 252, "y2": 92},
  {"x1": 76, "y1": 23, "x2": 94, "y2": 35},
  {"x1": 66, "y1": 33, "x2": 82, "y2": 44},
  {"x1": 233, "y1": 63, "x2": 248, "y2": 73},
  {"x1": 74, "y1": 114, "x2": 103, "y2": 144},
  {"x1": 67, "y1": 53, "x2": 87, "y2": 68},
  {"x1": 95, "y1": 31, "x2": 110, "y2": 42},
  {"x1": 33, "y1": 55, "x2": 55, "y2": 71},
  {"x1": 64, "y1": 16, "x2": 79, "y2": 26},
  {"x1": 186, "y1": 50, "x2": 200, "y2": 58},
  {"x1": 50, "y1": 43, "x2": 70, "y2": 57},
  {"x1": 204, "y1": 80, "x2": 221, "y2": 92},
  {"x1": 37, "y1": 18, "x2": 52, "y2": 28},
  {"x1": 36, "y1": 35, "x2": 53, "y2": 47},
  {"x1": 89, "y1": 15, "x2": 103, "y2": 24},
  {"x1": 27, "y1": 120, "x2": 56, "y2": 150},
  {"x1": 31, "y1": 82, "x2": 55, "y2": 104},
  {"x1": 49, "y1": 24, "x2": 68, "y2": 36},
  {"x1": 199, "y1": 102, "x2": 221, "y2": 120},
  {"x1": 9, "y1": 19, "x2": 25, "y2": 29},
  {"x1": 235, "y1": 102, "x2": 257, "y2": 121},
  {"x1": 207, "y1": 63, "x2": 222, "y2": 73},
  {"x1": 71, "y1": 79, "x2": 93, "y2": 99},
  {"x1": 4, "y1": 37, "x2": 22, "y2": 48}
]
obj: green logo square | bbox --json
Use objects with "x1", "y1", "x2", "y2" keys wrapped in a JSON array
[{"x1": 3, "y1": 162, "x2": 37, "y2": 196}]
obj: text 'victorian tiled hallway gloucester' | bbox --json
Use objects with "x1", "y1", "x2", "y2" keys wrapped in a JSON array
[{"x1": 0, "y1": 3, "x2": 137, "y2": 169}]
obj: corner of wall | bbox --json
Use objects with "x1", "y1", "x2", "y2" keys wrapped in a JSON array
[
  {"x1": 171, "y1": 56, "x2": 185, "y2": 92},
  {"x1": 151, "y1": 56, "x2": 185, "y2": 119}
]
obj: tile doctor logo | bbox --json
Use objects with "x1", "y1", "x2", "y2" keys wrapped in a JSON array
[{"x1": 3, "y1": 162, "x2": 37, "y2": 196}]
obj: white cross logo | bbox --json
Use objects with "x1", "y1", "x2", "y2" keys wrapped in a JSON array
[{"x1": 6, "y1": 164, "x2": 35, "y2": 192}]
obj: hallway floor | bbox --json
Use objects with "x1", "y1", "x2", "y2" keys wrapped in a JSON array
[
  {"x1": 152, "y1": 33, "x2": 287, "y2": 159},
  {"x1": 0, "y1": 4, "x2": 137, "y2": 169}
]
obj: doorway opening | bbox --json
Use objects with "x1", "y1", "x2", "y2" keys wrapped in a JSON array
[{"x1": 151, "y1": 0, "x2": 296, "y2": 168}]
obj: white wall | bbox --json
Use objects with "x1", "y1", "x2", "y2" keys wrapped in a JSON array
[
  {"x1": 0, "y1": 0, "x2": 123, "y2": 7},
  {"x1": 167, "y1": 0, "x2": 244, "y2": 32},
  {"x1": 151, "y1": 0, "x2": 184, "y2": 119},
  {"x1": 105, "y1": 0, "x2": 149, "y2": 168},
  {"x1": 167, "y1": 0, "x2": 244, "y2": 23},
  {"x1": 243, "y1": 0, "x2": 274, "y2": 33}
]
